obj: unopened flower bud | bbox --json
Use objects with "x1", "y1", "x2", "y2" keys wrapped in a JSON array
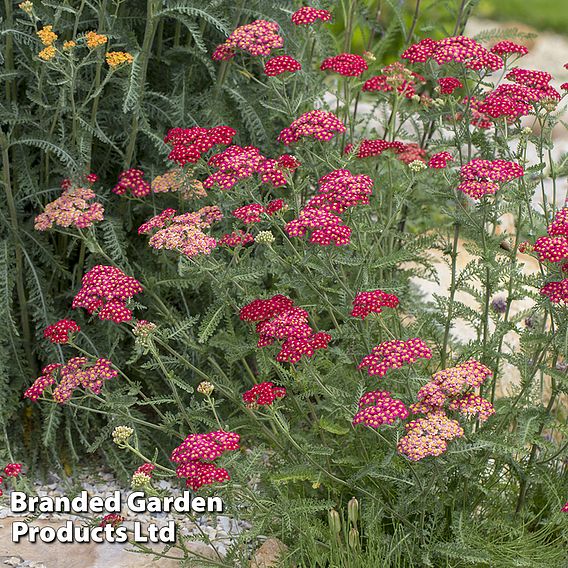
[
  {"x1": 348, "y1": 527, "x2": 360, "y2": 550},
  {"x1": 131, "y1": 472, "x2": 151, "y2": 489},
  {"x1": 363, "y1": 51, "x2": 376, "y2": 62},
  {"x1": 197, "y1": 381, "x2": 214, "y2": 396},
  {"x1": 328, "y1": 509, "x2": 341, "y2": 535},
  {"x1": 255, "y1": 231, "x2": 275, "y2": 244},
  {"x1": 347, "y1": 497, "x2": 359, "y2": 526},
  {"x1": 112, "y1": 425, "x2": 133, "y2": 446},
  {"x1": 19, "y1": 1, "x2": 33, "y2": 14}
]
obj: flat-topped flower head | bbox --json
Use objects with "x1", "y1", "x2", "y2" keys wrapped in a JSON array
[
  {"x1": 291, "y1": 6, "x2": 332, "y2": 25},
  {"x1": 277, "y1": 110, "x2": 346, "y2": 145},
  {"x1": 353, "y1": 391, "x2": 408, "y2": 428},
  {"x1": 112, "y1": 169, "x2": 151, "y2": 197},
  {"x1": 351, "y1": 290, "x2": 399, "y2": 319},
  {"x1": 164, "y1": 126, "x2": 236, "y2": 166},
  {"x1": 285, "y1": 208, "x2": 352, "y2": 246},
  {"x1": 4, "y1": 463, "x2": 22, "y2": 477},
  {"x1": 307, "y1": 169, "x2": 374, "y2": 213},
  {"x1": 362, "y1": 63, "x2": 424, "y2": 98},
  {"x1": 490, "y1": 41, "x2": 528, "y2": 56},
  {"x1": 547, "y1": 207, "x2": 568, "y2": 237},
  {"x1": 320, "y1": 53, "x2": 368, "y2": 77},
  {"x1": 43, "y1": 319, "x2": 80, "y2": 344},
  {"x1": 457, "y1": 158, "x2": 523, "y2": 199},
  {"x1": 449, "y1": 393, "x2": 495, "y2": 422},
  {"x1": 345, "y1": 139, "x2": 406, "y2": 158},
  {"x1": 72, "y1": 265, "x2": 143, "y2": 323},
  {"x1": 534, "y1": 236, "x2": 568, "y2": 263},
  {"x1": 402, "y1": 35, "x2": 504, "y2": 72},
  {"x1": 428, "y1": 151, "x2": 453, "y2": 169},
  {"x1": 359, "y1": 338, "x2": 432, "y2": 377},
  {"x1": 100, "y1": 514, "x2": 124, "y2": 528},
  {"x1": 264, "y1": 55, "x2": 301, "y2": 76},
  {"x1": 218, "y1": 231, "x2": 254, "y2": 248},
  {"x1": 212, "y1": 20, "x2": 283, "y2": 60},
  {"x1": 438, "y1": 77, "x2": 463, "y2": 94},
  {"x1": 243, "y1": 382, "x2": 286, "y2": 406}
]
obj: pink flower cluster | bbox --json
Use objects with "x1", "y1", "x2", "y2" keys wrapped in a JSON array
[
  {"x1": 478, "y1": 68, "x2": 560, "y2": 120},
  {"x1": 362, "y1": 63, "x2": 424, "y2": 98},
  {"x1": 541, "y1": 279, "x2": 568, "y2": 303},
  {"x1": 562, "y1": 502, "x2": 568, "y2": 513},
  {"x1": 352, "y1": 391, "x2": 408, "y2": 428},
  {"x1": 72, "y1": 265, "x2": 143, "y2": 323},
  {"x1": 402, "y1": 36, "x2": 504, "y2": 72},
  {"x1": 358, "y1": 338, "x2": 432, "y2": 378},
  {"x1": 291, "y1": 6, "x2": 332, "y2": 25},
  {"x1": 398, "y1": 411, "x2": 464, "y2": 461},
  {"x1": 112, "y1": 169, "x2": 150, "y2": 197},
  {"x1": 204, "y1": 146, "x2": 289, "y2": 190},
  {"x1": 397, "y1": 143, "x2": 427, "y2": 165},
  {"x1": 34, "y1": 185, "x2": 104, "y2": 231},
  {"x1": 490, "y1": 41, "x2": 528, "y2": 57},
  {"x1": 411, "y1": 359, "x2": 494, "y2": 418},
  {"x1": 164, "y1": 126, "x2": 236, "y2": 166},
  {"x1": 239, "y1": 295, "x2": 331, "y2": 363},
  {"x1": 351, "y1": 290, "x2": 399, "y2": 319},
  {"x1": 4, "y1": 463, "x2": 22, "y2": 477},
  {"x1": 428, "y1": 151, "x2": 453, "y2": 169},
  {"x1": 457, "y1": 158, "x2": 524, "y2": 199},
  {"x1": 100, "y1": 514, "x2": 124, "y2": 528},
  {"x1": 438, "y1": 76, "x2": 463, "y2": 94},
  {"x1": 212, "y1": 20, "x2": 283, "y2": 60},
  {"x1": 264, "y1": 55, "x2": 301, "y2": 76},
  {"x1": 320, "y1": 53, "x2": 368, "y2": 77},
  {"x1": 43, "y1": 319, "x2": 80, "y2": 344},
  {"x1": 218, "y1": 230, "x2": 255, "y2": 248},
  {"x1": 170, "y1": 430, "x2": 240, "y2": 491},
  {"x1": 285, "y1": 169, "x2": 373, "y2": 246},
  {"x1": 344, "y1": 139, "x2": 405, "y2": 159},
  {"x1": 24, "y1": 357, "x2": 117, "y2": 404},
  {"x1": 277, "y1": 110, "x2": 346, "y2": 145},
  {"x1": 242, "y1": 381, "x2": 286, "y2": 406},
  {"x1": 138, "y1": 207, "x2": 222, "y2": 258},
  {"x1": 232, "y1": 199, "x2": 285, "y2": 224}
]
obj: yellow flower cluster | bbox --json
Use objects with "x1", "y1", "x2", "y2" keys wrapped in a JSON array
[
  {"x1": 85, "y1": 31, "x2": 108, "y2": 49},
  {"x1": 37, "y1": 25, "x2": 58, "y2": 46},
  {"x1": 105, "y1": 51, "x2": 134, "y2": 68},
  {"x1": 18, "y1": 1, "x2": 33, "y2": 14},
  {"x1": 38, "y1": 46, "x2": 56, "y2": 61},
  {"x1": 63, "y1": 40, "x2": 77, "y2": 50}
]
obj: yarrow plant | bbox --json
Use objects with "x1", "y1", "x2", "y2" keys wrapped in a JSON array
[{"x1": 6, "y1": 1, "x2": 568, "y2": 566}]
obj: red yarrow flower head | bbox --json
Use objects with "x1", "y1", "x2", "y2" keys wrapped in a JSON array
[
  {"x1": 278, "y1": 154, "x2": 301, "y2": 170},
  {"x1": 43, "y1": 319, "x2": 80, "y2": 344},
  {"x1": 112, "y1": 169, "x2": 151, "y2": 198},
  {"x1": 428, "y1": 151, "x2": 453, "y2": 169},
  {"x1": 359, "y1": 338, "x2": 432, "y2": 377},
  {"x1": 449, "y1": 393, "x2": 495, "y2": 422},
  {"x1": 351, "y1": 290, "x2": 399, "y2": 319},
  {"x1": 277, "y1": 110, "x2": 346, "y2": 145},
  {"x1": 397, "y1": 143, "x2": 427, "y2": 165},
  {"x1": 4, "y1": 463, "x2": 22, "y2": 477},
  {"x1": 490, "y1": 41, "x2": 528, "y2": 57},
  {"x1": 291, "y1": 6, "x2": 332, "y2": 25},
  {"x1": 218, "y1": 230, "x2": 254, "y2": 248},
  {"x1": 344, "y1": 139, "x2": 406, "y2": 159},
  {"x1": 134, "y1": 463, "x2": 156, "y2": 477},
  {"x1": 243, "y1": 381, "x2": 286, "y2": 406},
  {"x1": 23, "y1": 363, "x2": 60, "y2": 402},
  {"x1": 547, "y1": 207, "x2": 568, "y2": 237},
  {"x1": 100, "y1": 514, "x2": 124, "y2": 528},
  {"x1": 534, "y1": 236, "x2": 568, "y2": 263},
  {"x1": 437, "y1": 76, "x2": 463, "y2": 94},
  {"x1": 541, "y1": 279, "x2": 568, "y2": 303},
  {"x1": 352, "y1": 391, "x2": 408, "y2": 428},
  {"x1": 457, "y1": 158, "x2": 524, "y2": 200},
  {"x1": 72, "y1": 265, "x2": 143, "y2": 323},
  {"x1": 562, "y1": 502, "x2": 568, "y2": 513},
  {"x1": 164, "y1": 126, "x2": 236, "y2": 166},
  {"x1": 320, "y1": 53, "x2": 368, "y2": 77},
  {"x1": 264, "y1": 55, "x2": 301, "y2": 76}
]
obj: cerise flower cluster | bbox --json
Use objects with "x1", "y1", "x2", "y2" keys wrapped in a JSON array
[
  {"x1": 232, "y1": 199, "x2": 285, "y2": 224},
  {"x1": 344, "y1": 139, "x2": 405, "y2": 159},
  {"x1": 437, "y1": 76, "x2": 463, "y2": 94},
  {"x1": 242, "y1": 381, "x2": 286, "y2": 406},
  {"x1": 72, "y1": 265, "x2": 143, "y2": 323},
  {"x1": 43, "y1": 319, "x2": 80, "y2": 344},
  {"x1": 212, "y1": 20, "x2": 283, "y2": 60},
  {"x1": 138, "y1": 206, "x2": 222, "y2": 258},
  {"x1": 34, "y1": 184, "x2": 104, "y2": 231},
  {"x1": 351, "y1": 290, "x2": 399, "y2": 319},
  {"x1": 4, "y1": 463, "x2": 22, "y2": 477},
  {"x1": 490, "y1": 41, "x2": 529, "y2": 57},
  {"x1": 164, "y1": 126, "x2": 236, "y2": 166},
  {"x1": 170, "y1": 430, "x2": 240, "y2": 491},
  {"x1": 291, "y1": 6, "x2": 332, "y2": 25},
  {"x1": 277, "y1": 110, "x2": 346, "y2": 145},
  {"x1": 362, "y1": 63, "x2": 424, "y2": 98},
  {"x1": 320, "y1": 53, "x2": 368, "y2": 77},
  {"x1": 402, "y1": 36, "x2": 504, "y2": 72},
  {"x1": 285, "y1": 169, "x2": 373, "y2": 246},
  {"x1": 397, "y1": 143, "x2": 427, "y2": 165},
  {"x1": 204, "y1": 146, "x2": 288, "y2": 190},
  {"x1": 112, "y1": 169, "x2": 151, "y2": 198},
  {"x1": 24, "y1": 357, "x2": 117, "y2": 404},
  {"x1": 239, "y1": 295, "x2": 331, "y2": 363},
  {"x1": 457, "y1": 158, "x2": 524, "y2": 199},
  {"x1": 264, "y1": 55, "x2": 301, "y2": 76},
  {"x1": 100, "y1": 514, "x2": 124, "y2": 528},
  {"x1": 358, "y1": 338, "x2": 432, "y2": 378},
  {"x1": 428, "y1": 151, "x2": 453, "y2": 169},
  {"x1": 352, "y1": 391, "x2": 408, "y2": 428},
  {"x1": 218, "y1": 230, "x2": 255, "y2": 248}
]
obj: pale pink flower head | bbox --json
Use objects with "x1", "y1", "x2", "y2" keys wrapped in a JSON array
[{"x1": 291, "y1": 6, "x2": 332, "y2": 25}]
